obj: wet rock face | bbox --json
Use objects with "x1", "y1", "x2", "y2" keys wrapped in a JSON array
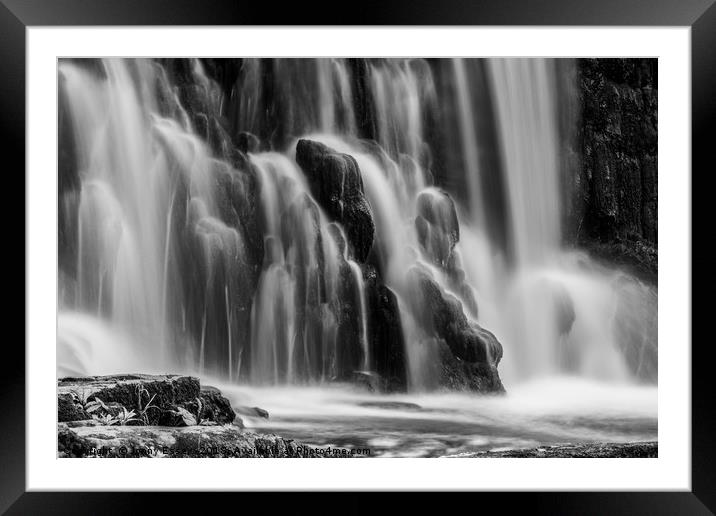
[
  {"x1": 407, "y1": 266, "x2": 503, "y2": 371},
  {"x1": 567, "y1": 58, "x2": 657, "y2": 281},
  {"x1": 363, "y1": 265, "x2": 408, "y2": 392},
  {"x1": 414, "y1": 189, "x2": 478, "y2": 318},
  {"x1": 322, "y1": 223, "x2": 365, "y2": 381},
  {"x1": 333, "y1": 257, "x2": 365, "y2": 380},
  {"x1": 436, "y1": 340, "x2": 505, "y2": 393},
  {"x1": 405, "y1": 190, "x2": 505, "y2": 394},
  {"x1": 196, "y1": 386, "x2": 238, "y2": 425},
  {"x1": 236, "y1": 131, "x2": 261, "y2": 154},
  {"x1": 415, "y1": 189, "x2": 460, "y2": 267},
  {"x1": 295, "y1": 139, "x2": 375, "y2": 263}
]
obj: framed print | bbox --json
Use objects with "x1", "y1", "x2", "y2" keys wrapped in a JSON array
[{"x1": 3, "y1": 0, "x2": 711, "y2": 512}]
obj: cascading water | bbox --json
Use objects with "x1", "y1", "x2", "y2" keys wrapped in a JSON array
[
  {"x1": 58, "y1": 57, "x2": 657, "y2": 455},
  {"x1": 474, "y1": 59, "x2": 649, "y2": 384}
]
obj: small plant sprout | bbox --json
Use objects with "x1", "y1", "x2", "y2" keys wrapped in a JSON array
[
  {"x1": 115, "y1": 406, "x2": 140, "y2": 426},
  {"x1": 92, "y1": 413, "x2": 118, "y2": 426},
  {"x1": 84, "y1": 397, "x2": 110, "y2": 415},
  {"x1": 194, "y1": 397, "x2": 204, "y2": 424},
  {"x1": 136, "y1": 385, "x2": 160, "y2": 425},
  {"x1": 69, "y1": 388, "x2": 93, "y2": 407}
]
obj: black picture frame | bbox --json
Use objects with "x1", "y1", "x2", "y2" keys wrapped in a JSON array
[{"x1": 3, "y1": 0, "x2": 710, "y2": 512}]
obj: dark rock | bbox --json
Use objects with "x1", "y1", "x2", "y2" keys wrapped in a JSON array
[
  {"x1": 363, "y1": 265, "x2": 407, "y2": 392},
  {"x1": 58, "y1": 375, "x2": 200, "y2": 423},
  {"x1": 333, "y1": 260, "x2": 365, "y2": 379},
  {"x1": 159, "y1": 406, "x2": 198, "y2": 427},
  {"x1": 235, "y1": 406, "x2": 270, "y2": 419},
  {"x1": 252, "y1": 407, "x2": 269, "y2": 419},
  {"x1": 205, "y1": 159, "x2": 264, "y2": 378},
  {"x1": 414, "y1": 190, "x2": 478, "y2": 318},
  {"x1": 402, "y1": 266, "x2": 504, "y2": 393},
  {"x1": 58, "y1": 423, "x2": 323, "y2": 458},
  {"x1": 357, "y1": 401, "x2": 422, "y2": 411},
  {"x1": 580, "y1": 238, "x2": 657, "y2": 285},
  {"x1": 448, "y1": 441, "x2": 657, "y2": 458},
  {"x1": 445, "y1": 250, "x2": 479, "y2": 318},
  {"x1": 435, "y1": 340, "x2": 505, "y2": 393},
  {"x1": 323, "y1": 224, "x2": 366, "y2": 381},
  {"x1": 347, "y1": 59, "x2": 378, "y2": 141},
  {"x1": 57, "y1": 375, "x2": 239, "y2": 426},
  {"x1": 236, "y1": 131, "x2": 261, "y2": 154},
  {"x1": 565, "y1": 59, "x2": 658, "y2": 265},
  {"x1": 158, "y1": 58, "x2": 233, "y2": 160},
  {"x1": 207, "y1": 116, "x2": 234, "y2": 158},
  {"x1": 197, "y1": 385, "x2": 237, "y2": 424},
  {"x1": 350, "y1": 371, "x2": 381, "y2": 392},
  {"x1": 295, "y1": 139, "x2": 375, "y2": 263},
  {"x1": 415, "y1": 189, "x2": 460, "y2": 267},
  {"x1": 407, "y1": 266, "x2": 502, "y2": 366},
  {"x1": 58, "y1": 393, "x2": 89, "y2": 422},
  {"x1": 198, "y1": 58, "x2": 242, "y2": 97}
]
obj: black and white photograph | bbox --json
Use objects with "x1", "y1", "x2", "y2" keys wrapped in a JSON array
[
  {"x1": 0, "y1": 0, "x2": 704, "y2": 504},
  {"x1": 2, "y1": 0, "x2": 707, "y2": 505},
  {"x1": 56, "y1": 57, "x2": 659, "y2": 459}
]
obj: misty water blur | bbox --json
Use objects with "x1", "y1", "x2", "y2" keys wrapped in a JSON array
[{"x1": 57, "y1": 57, "x2": 657, "y2": 453}]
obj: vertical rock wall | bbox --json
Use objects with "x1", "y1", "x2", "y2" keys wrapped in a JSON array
[{"x1": 564, "y1": 58, "x2": 658, "y2": 282}]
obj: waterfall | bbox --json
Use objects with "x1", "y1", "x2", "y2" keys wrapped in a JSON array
[
  {"x1": 58, "y1": 57, "x2": 656, "y2": 392},
  {"x1": 451, "y1": 58, "x2": 485, "y2": 227},
  {"x1": 487, "y1": 59, "x2": 561, "y2": 266},
  {"x1": 473, "y1": 58, "x2": 651, "y2": 383}
]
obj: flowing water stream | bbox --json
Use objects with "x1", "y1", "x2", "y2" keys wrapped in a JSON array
[{"x1": 57, "y1": 58, "x2": 657, "y2": 456}]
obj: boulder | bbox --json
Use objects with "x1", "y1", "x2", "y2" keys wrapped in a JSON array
[
  {"x1": 235, "y1": 406, "x2": 270, "y2": 419},
  {"x1": 436, "y1": 340, "x2": 504, "y2": 393},
  {"x1": 415, "y1": 189, "x2": 460, "y2": 267},
  {"x1": 407, "y1": 267, "x2": 502, "y2": 366},
  {"x1": 236, "y1": 131, "x2": 261, "y2": 154},
  {"x1": 196, "y1": 385, "x2": 238, "y2": 425},
  {"x1": 295, "y1": 139, "x2": 375, "y2": 263},
  {"x1": 58, "y1": 393, "x2": 89, "y2": 423},
  {"x1": 58, "y1": 374, "x2": 236, "y2": 426},
  {"x1": 415, "y1": 190, "x2": 478, "y2": 317},
  {"x1": 357, "y1": 401, "x2": 422, "y2": 411}
]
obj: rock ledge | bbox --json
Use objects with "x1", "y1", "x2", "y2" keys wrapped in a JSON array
[{"x1": 57, "y1": 374, "x2": 327, "y2": 458}]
